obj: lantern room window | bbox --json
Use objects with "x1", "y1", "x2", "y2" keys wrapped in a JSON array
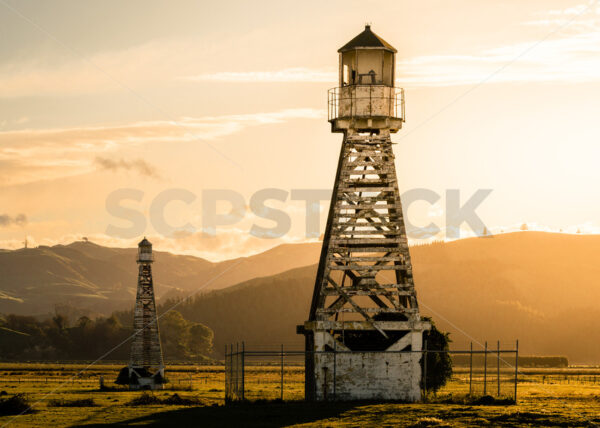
[{"x1": 338, "y1": 25, "x2": 396, "y2": 87}]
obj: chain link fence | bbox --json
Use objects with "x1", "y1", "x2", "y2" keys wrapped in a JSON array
[{"x1": 225, "y1": 341, "x2": 519, "y2": 403}]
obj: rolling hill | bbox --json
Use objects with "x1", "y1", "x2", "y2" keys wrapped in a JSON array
[
  {"x1": 2, "y1": 232, "x2": 600, "y2": 363},
  {"x1": 169, "y1": 232, "x2": 600, "y2": 364},
  {"x1": 0, "y1": 240, "x2": 321, "y2": 316}
]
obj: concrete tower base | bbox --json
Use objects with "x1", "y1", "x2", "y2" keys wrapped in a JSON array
[
  {"x1": 302, "y1": 320, "x2": 430, "y2": 401},
  {"x1": 128, "y1": 366, "x2": 165, "y2": 391}
]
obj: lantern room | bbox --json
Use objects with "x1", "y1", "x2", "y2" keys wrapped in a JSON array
[
  {"x1": 328, "y1": 25, "x2": 405, "y2": 133},
  {"x1": 137, "y1": 237, "x2": 153, "y2": 263},
  {"x1": 338, "y1": 24, "x2": 396, "y2": 87}
]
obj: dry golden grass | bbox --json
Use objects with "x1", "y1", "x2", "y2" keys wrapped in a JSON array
[{"x1": 0, "y1": 364, "x2": 598, "y2": 427}]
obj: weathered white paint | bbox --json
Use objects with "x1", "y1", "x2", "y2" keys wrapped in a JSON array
[
  {"x1": 303, "y1": 27, "x2": 428, "y2": 403},
  {"x1": 339, "y1": 85, "x2": 395, "y2": 118},
  {"x1": 330, "y1": 85, "x2": 404, "y2": 132},
  {"x1": 308, "y1": 322, "x2": 429, "y2": 401}
]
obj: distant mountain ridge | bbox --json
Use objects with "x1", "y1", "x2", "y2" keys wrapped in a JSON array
[
  {"x1": 0, "y1": 240, "x2": 321, "y2": 316},
  {"x1": 2, "y1": 232, "x2": 600, "y2": 363},
  {"x1": 167, "y1": 232, "x2": 600, "y2": 364}
]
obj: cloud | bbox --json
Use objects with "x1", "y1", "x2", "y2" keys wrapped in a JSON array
[
  {"x1": 546, "y1": 3, "x2": 593, "y2": 16},
  {"x1": 0, "y1": 108, "x2": 324, "y2": 158},
  {"x1": 426, "y1": 202, "x2": 444, "y2": 218},
  {"x1": 182, "y1": 5, "x2": 600, "y2": 89},
  {"x1": 4, "y1": 4, "x2": 600, "y2": 102},
  {"x1": 0, "y1": 214, "x2": 27, "y2": 227},
  {"x1": 524, "y1": 2, "x2": 599, "y2": 27},
  {"x1": 0, "y1": 28, "x2": 326, "y2": 98},
  {"x1": 398, "y1": 26, "x2": 600, "y2": 87},
  {"x1": 183, "y1": 32, "x2": 600, "y2": 88},
  {"x1": 397, "y1": 1, "x2": 600, "y2": 87},
  {"x1": 0, "y1": 108, "x2": 324, "y2": 186},
  {"x1": 0, "y1": 36, "x2": 208, "y2": 98},
  {"x1": 95, "y1": 156, "x2": 160, "y2": 178},
  {"x1": 181, "y1": 67, "x2": 336, "y2": 83}
]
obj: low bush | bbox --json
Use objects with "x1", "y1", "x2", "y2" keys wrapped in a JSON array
[
  {"x1": 162, "y1": 393, "x2": 202, "y2": 405},
  {"x1": 430, "y1": 394, "x2": 515, "y2": 406},
  {"x1": 128, "y1": 392, "x2": 161, "y2": 406},
  {"x1": 0, "y1": 394, "x2": 33, "y2": 416},
  {"x1": 471, "y1": 395, "x2": 515, "y2": 406},
  {"x1": 128, "y1": 392, "x2": 202, "y2": 406}
]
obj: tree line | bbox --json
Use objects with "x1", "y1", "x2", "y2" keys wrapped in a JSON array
[{"x1": 0, "y1": 310, "x2": 213, "y2": 362}]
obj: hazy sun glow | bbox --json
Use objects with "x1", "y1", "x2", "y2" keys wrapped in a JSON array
[{"x1": 1, "y1": 0, "x2": 599, "y2": 260}]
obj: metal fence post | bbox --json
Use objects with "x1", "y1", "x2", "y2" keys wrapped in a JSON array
[
  {"x1": 234, "y1": 344, "x2": 237, "y2": 400},
  {"x1": 221, "y1": 344, "x2": 523, "y2": 403},
  {"x1": 469, "y1": 342, "x2": 473, "y2": 396},
  {"x1": 423, "y1": 339, "x2": 428, "y2": 399},
  {"x1": 280, "y1": 344, "x2": 284, "y2": 401},
  {"x1": 241, "y1": 341, "x2": 245, "y2": 401},
  {"x1": 497, "y1": 340, "x2": 500, "y2": 396},
  {"x1": 514, "y1": 339, "x2": 519, "y2": 402},
  {"x1": 224, "y1": 345, "x2": 228, "y2": 401},
  {"x1": 483, "y1": 341, "x2": 488, "y2": 396}
]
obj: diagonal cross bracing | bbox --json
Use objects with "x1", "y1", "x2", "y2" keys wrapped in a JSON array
[{"x1": 309, "y1": 134, "x2": 420, "y2": 335}]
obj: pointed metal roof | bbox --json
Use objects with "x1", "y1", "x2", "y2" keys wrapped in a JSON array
[
  {"x1": 138, "y1": 237, "x2": 152, "y2": 247},
  {"x1": 338, "y1": 25, "x2": 397, "y2": 53}
]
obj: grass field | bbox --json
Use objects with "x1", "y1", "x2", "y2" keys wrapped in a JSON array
[{"x1": 0, "y1": 364, "x2": 599, "y2": 427}]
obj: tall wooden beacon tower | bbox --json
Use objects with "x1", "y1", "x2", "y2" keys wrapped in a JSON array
[
  {"x1": 298, "y1": 25, "x2": 430, "y2": 401},
  {"x1": 128, "y1": 238, "x2": 165, "y2": 390}
]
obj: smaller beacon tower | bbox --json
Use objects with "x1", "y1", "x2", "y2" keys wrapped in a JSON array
[{"x1": 128, "y1": 238, "x2": 165, "y2": 390}]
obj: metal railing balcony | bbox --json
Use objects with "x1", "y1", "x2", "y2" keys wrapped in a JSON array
[
  {"x1": 137, "y1": 252, "x2": 154, "y2": 262},
  {"x1": 328, "y1": 85, "x2": 405, "y2": 122}
]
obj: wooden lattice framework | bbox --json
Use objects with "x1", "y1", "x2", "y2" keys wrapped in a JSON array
[
  {"x1": 299, "y1": 25, "x2": 429, "y2": 401},
  {"x1": 129, "y1": 238, "x2": 164, "y2": 388},
  {"x1": 309, "y1": 132, "x2": 419, "y2": 330},
  {"x1": 300, "y1": 131, "x2": 430, "y2": 400}
]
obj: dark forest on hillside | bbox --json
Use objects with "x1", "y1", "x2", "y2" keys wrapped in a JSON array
[
  {"x1": 1, "y1": 232, "x2": 600, "y2": 363},
  {"x1": 0, "y1": 311, "x2": 213, "y2": 362}
]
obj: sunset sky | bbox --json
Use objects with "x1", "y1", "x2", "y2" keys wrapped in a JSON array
[{"x1": 1, "y1": 0, "x2": 599, "y2": 260}]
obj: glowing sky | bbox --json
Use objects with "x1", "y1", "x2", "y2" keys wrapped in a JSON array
[{"x1": 1, "y1": 0, "x2": 599, "y2": 260}]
